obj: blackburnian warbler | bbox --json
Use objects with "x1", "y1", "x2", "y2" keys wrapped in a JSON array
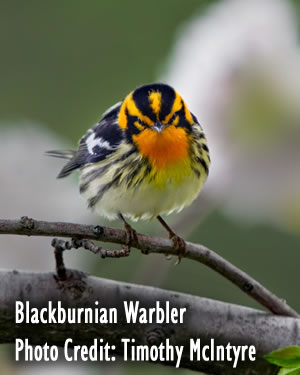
[{"x1": 47, "y1": 83, "x2": 210, "y2": 258}]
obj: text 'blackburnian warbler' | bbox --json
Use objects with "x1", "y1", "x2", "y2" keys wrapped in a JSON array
[{"x1": 47, "y1": 83, "x2": 210, "y2": 258}]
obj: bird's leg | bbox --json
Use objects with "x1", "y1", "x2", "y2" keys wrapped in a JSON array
[
  {"x1": 118, "y1": 213, "x2": 138, "y2": 252},
  {"x1": 157, "y1": 215, "x2": 186, "y2": 264}
]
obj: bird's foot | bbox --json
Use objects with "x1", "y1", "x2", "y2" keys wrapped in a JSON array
[
  {"x1": 119, "y1": 213, "x2": 138, "y2": 253},
  {"x1": 124, "y1": 221, "x2": 138, "y2": 251},
  {"x1": 156, "y1": 215, "x2": 186, "y2": 264},
  {"x1": 169, "y1": 233, "x2": 186, "y2": 265}
]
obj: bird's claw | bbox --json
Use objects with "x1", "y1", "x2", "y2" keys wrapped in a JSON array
[
  {"x1": 170, "y1": 234, "x2": 186, "y2": 265},
  {"x1": 123, "y1": 222, "x2": 138, "y2": 252}
]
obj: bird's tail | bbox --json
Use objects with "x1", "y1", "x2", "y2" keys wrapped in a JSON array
[
  {"x1": 45, "y1": 150, "x2": 76, "y2": 160},
  {"x1": 45, "y1": 149, "x2": 78, "y2": 178}
]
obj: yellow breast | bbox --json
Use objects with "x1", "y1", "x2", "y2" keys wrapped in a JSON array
[
  {"x1": 133, "y1": 126, "x2": 189, "y2": 169},
  {"x1": 133, "y1": 126, "x2": 192, "y2": 188}
]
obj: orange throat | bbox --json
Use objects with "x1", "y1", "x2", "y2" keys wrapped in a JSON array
[{"x1": 133, "y1": 126, "x2": 189, "y2": 170}]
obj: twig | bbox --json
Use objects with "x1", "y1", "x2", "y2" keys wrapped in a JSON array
[
  {"x1": 53, "y1": 238, "x2": 130, "y2": 258},
  {"x1": 52, "y1": 239, "x2": 67, "y2": 280},
  {"x1": 0, "y1": 216, "x2": 298, "y2": 318},
  {"x1": 51, "y1": 238, "x2": 130, "y2": 279}
]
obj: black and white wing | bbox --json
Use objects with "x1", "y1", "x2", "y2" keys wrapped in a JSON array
[{"x1": 47, "y1": 102, "x2": 123, "y2": 178}]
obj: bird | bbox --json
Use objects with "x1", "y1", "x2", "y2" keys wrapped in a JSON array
[{"x1": 47, "y1": 83, "x2": 210, "y2": 260}]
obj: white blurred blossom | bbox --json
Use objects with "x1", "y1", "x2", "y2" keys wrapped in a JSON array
[
  {"x1": 0, "y1": 123, "x2": 95, "y2": 271},
  {"x1": 164, "y1": 0, "x2": 300, "y2": 231}
]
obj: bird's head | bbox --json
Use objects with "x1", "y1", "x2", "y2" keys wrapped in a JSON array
[{"x1": 118, "y1": 83, "x2": 197, "y2": 170}]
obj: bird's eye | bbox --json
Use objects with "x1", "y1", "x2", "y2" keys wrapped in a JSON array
[{"x1": 170, "y1": 112, "x2": 179, "y2": 125}]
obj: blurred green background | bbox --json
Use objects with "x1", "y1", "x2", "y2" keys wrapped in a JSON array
[
  {"x1": 1, "y1": 0, "x2": 207, "y2": 141},
  {"x1": 1, "y1": 0, "x2": 300, "y2": 374}
]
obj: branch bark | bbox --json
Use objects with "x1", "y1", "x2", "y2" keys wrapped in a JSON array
[
  {"x1": 0, "y1": 217, "x2": 298, "y2": 318},
  {"x1": 1, "y1": 270, "x2": 299, "y2": 374}
]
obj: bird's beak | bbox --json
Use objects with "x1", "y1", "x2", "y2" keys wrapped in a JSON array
[{"x1": 152, "y1": 122, "x2": 166, "y2": 133}]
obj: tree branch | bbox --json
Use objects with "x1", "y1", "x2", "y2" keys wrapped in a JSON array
[
  {"x1": 0, "y1": 217, "x2": 298, "y2": 318},
  {"x1": 1, "y1": 269, "x2": 299, "y2": 374}
]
